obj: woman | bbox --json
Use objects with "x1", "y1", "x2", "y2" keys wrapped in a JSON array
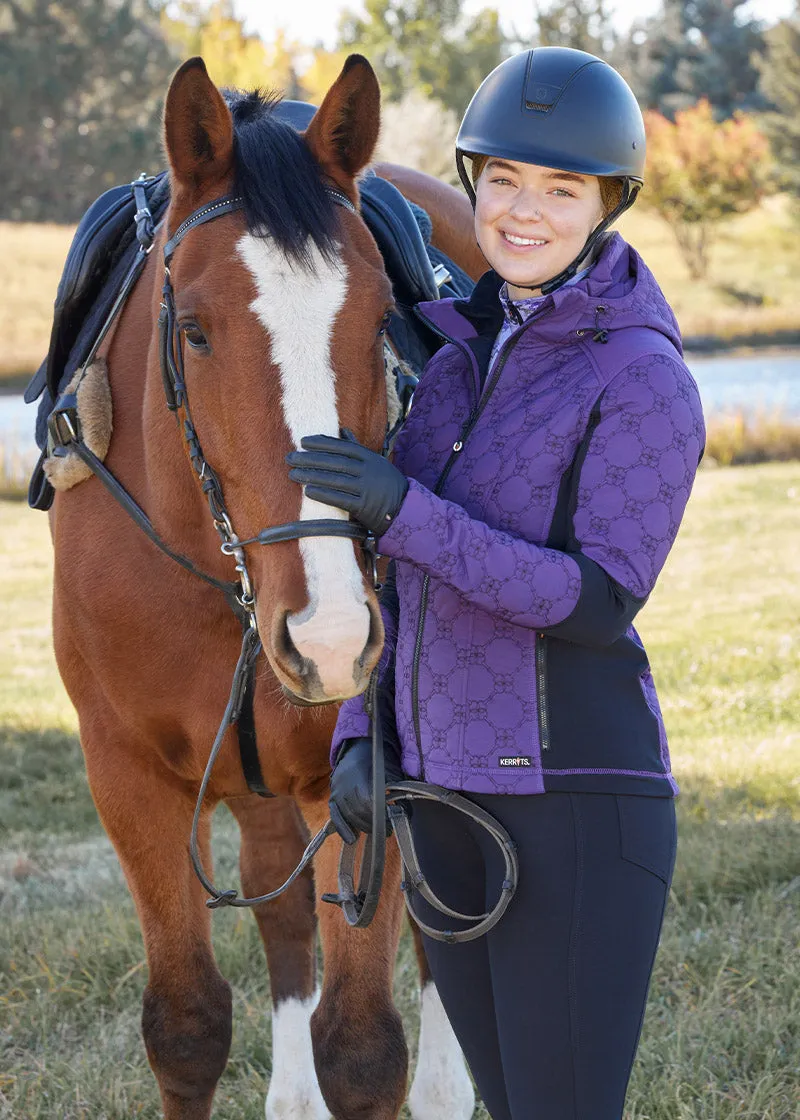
[{"x1": 287, "y1": 47, "x2": 705, "y2": 1120}]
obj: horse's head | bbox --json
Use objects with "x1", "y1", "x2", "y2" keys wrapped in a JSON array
[{"x1": 161, "y1": 56, "x2": 392, "y2": 703}]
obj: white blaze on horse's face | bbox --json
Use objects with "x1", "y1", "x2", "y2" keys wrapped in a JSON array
[{"x1": 237, "y1": 232, "x2": 372, "y2": 699}]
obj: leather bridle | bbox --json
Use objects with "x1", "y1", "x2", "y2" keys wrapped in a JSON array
[{"x1": 47, "y1": 177, "x2": 518, "y2": 942}]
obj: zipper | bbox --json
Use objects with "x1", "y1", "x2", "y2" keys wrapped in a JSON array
[
  {"x1": 409, "y1": 304, "x2": 551, "y2": 775},
  {"x1": 536, "y1": 633, "x2": 550, "y2": 751}
]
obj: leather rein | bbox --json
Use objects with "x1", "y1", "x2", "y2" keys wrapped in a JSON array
[{"x1": 47, "y1": 178, "x2": 518, "y2": 943}]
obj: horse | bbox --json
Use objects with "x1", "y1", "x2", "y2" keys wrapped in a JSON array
[{"x1": 46, "y1": 54, "x2": 486, "y2": 1120}]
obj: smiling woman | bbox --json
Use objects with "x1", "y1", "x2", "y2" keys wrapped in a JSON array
[{"x1": 314, "y1": 44, "x2": 707, "y2": 1120}]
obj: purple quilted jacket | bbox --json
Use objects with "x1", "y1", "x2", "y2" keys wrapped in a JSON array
[{"x1": 333, "y1": 233, "x2": 705, "y2": 797}]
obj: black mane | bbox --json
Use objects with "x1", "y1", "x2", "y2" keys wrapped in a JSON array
[{"x1": 224, "y1": 89, "x2": 338, "y2": 267}]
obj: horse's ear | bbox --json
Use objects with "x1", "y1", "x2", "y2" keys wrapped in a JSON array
[
  {"x1": 304, "y1": 54, "x2": 380, "y2": 197},
  {"x1": 164, "y1": 57, "x2": 234, "y2": 197}
]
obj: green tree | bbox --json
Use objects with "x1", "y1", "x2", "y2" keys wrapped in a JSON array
[
  {"x1": 0, "y1": 0, "x2": 176, "y2": 222},
  {"x1": 533, "y1": 0, "x2": 615, "y2": 55},
  {"x1": 338, "y1": 0, "x2": 507, "y2": 116},
  {"x1": 641, "y1": 100, "x2": 772, "y2": 278},
  {"x1": 755, "y1": 7, "x2": 800, "y2": 201},
  {"x1": 621, "y1": 0, "x2": 767, "y2": 118}
]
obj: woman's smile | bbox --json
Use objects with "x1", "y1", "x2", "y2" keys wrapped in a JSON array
[{"x1": 500, "y1": 231, "x2": 549, "y2": 249}]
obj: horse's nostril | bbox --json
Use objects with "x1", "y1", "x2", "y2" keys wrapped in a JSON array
[{"x1": 275, "y1": 612, "x2": 306, "y2": 677}]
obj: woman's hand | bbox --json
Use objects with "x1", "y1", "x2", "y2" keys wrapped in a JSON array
[
  {"x1": 328, "y1": 736, "x2": 405, "y2": 844},
  {"x1": 286, "y1": 433, "x2": 408, "y2": 537}
]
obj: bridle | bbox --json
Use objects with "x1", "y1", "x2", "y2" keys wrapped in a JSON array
[{"x1": 47, "y1": 176, "x2": 518, "y2": 943}]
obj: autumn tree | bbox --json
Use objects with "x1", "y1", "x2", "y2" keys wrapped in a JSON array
[
  {"x1": 641, "y1": 100, "x2": 772, "y2": 278},
  {"x1": 162, "y1": 1, "x2": 305, "y2": 96}
]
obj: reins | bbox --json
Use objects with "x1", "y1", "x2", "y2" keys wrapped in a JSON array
[{"x1": 47, "y1": 175, "x2": 518, "y2": 942}]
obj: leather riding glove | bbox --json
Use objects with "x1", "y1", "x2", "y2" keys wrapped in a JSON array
[
  {"x1": 329, "y1": 736, "x2": 405, "y2": 845},
  {"x1": 286, "y1": 433, "x2": 409, "y2": 537}
]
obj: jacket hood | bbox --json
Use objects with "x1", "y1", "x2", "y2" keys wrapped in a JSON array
[{"x1": 417, "y1": 232, "x2": 683, "y2": 356}]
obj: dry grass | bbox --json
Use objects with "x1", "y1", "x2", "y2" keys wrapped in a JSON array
[
  {"x1": 1, "y1": 194, "x2": 799, "y2": 387},
  {"x1": 1, "y1": 463, "x2": 799, "y2": 1117},
  {"x1": 0, "y1": 222, "x2": 73, "y2": 383},
  {"x1": 705, "y1": 409, "x2": 800, "y2": 466}
]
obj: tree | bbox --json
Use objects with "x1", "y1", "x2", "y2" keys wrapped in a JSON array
[
  {"x1": 163, "y1": 2, "x2": 306, "y2": 96},
  {"x1": 755, "y1": 7, "x2": 800, "y2": 201},
  {"x1": 338, "y1": 0, "x2": 507, "y2": 116},
  {"x1": 533, "y1": 0, "x2": 615, "y2": 55},
  {"x1": 641, "y1": 100, "x2": 772, "y2": 278},
  {"x1": 300, "y1": 48, "x2": 352, "y2": 106},
  {"x1": 0, "y1": 0, "x2": 177, "y2": 223},
  {"x1": 620, "y1": 0, "x2": 767, "y2": 119},
  {"x1": 375, "y1": 89, "x2": 460, "y2": 183}
]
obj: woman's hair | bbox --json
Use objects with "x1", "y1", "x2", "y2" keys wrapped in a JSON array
[{"x1": 469, "y1": 154, "x2": 624, "y2": 217}]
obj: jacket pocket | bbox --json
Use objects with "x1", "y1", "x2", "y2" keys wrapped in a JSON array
[{"x1": 616, "y1": 794, "x2": 677, "y2": 885}]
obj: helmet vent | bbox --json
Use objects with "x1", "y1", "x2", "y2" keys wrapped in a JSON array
[{"x1": 525, "y1": 101, "x2": 551, "y2": 112}]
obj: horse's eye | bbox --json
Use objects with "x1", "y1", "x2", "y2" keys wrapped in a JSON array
[
  {"x1": 182, "y1": 323, "x2": 208, "y2": 350},
  {"x1": 378, "y1": 310, "x2": 394, "y2": 337}
]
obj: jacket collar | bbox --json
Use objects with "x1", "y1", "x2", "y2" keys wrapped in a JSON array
[{"x1": 416, "y1": 233, "x2": 684, "y2": 356}]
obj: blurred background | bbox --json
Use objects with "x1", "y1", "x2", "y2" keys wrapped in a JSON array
[
  {"x1": 1, "y1": 0, "x2": 800, "y2": 484},
  {"x1": 1, "y1": 5, "x2": 798, "y2": 1118}
]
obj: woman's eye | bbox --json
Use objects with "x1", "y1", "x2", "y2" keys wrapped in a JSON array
[
  {"x1": 182, "y1": 323, "x2": 208, "y2": 350},
  {"x1": 552, "y1": 188, "x2": 574, "y2": 198}
]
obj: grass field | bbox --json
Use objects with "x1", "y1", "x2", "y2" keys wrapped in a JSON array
[
  {"x1": 1, "y1": 194, "x2": 799, "y2": 387},
  {"x1": 1, "y1": 464, "x2": 799, "y2": 1118}
]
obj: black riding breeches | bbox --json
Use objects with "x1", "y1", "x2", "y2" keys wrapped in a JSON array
[{"x1": 408, "y1": 790, "x2": 677, "y2": 1120}]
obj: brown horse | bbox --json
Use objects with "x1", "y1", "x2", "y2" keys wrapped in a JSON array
[{"x1": 48, "y1": 55, "x2": 483, "y2": 1120}]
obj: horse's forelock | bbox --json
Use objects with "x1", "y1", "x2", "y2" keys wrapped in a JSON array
[{"x1": 224, "y1": 88, "x2": 338, "y2": 268}]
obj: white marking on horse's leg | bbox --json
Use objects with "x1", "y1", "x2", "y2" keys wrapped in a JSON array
[
  {"x1": 266, "y1": 992, "x2": 331, "y2": 1120},
  {"x1": 237, "y1": 233, "x2": 371, "y2": 698},
  {"x1": 408, "y1": 981, "x2": 475, "y2": 1120}
]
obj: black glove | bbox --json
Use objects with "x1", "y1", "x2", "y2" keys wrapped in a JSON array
[
  {"x1": 329, "y1": 736, "x2": 405, "y2": 844},
  {"x1": 286, "y1": 433, "x2": 409, "y2": 537}
]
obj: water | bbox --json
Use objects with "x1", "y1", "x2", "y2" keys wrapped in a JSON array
[
  {"x1": 686, "y1": 351, "x2": 800, "y2": 417},
  {"x1": 2, "y1": 350, "x2": 799, "y2": 482}
]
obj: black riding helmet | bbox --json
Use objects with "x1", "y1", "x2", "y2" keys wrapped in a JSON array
[{"x1": 456, "y1": 47, "x2": 646, "y2": 295}]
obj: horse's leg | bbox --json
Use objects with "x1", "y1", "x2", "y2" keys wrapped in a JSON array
[
  {"x1": 83, "y1": 729, "x2": 231, "y2": 1120},
  {"x1": 407, "y1": 919, "x2": 475, "y2": 1120},
  {"x1": 299, "y1": 798, "x2": 408, "y2": 1120},
  {"x1": 226, "y1": 793, "x2": 330, "y2": 1120}
]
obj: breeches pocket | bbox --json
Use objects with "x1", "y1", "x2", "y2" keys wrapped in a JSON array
[{"x1": 616, "y1": 794, "x2": 677, "y2": 885}]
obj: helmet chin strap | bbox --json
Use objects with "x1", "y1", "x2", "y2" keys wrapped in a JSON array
[
  {"x1": 457, "y1": 149, "x2": 641, "y2": 298},
  {"x1": 521, "y1": 180, "x2": 638, "y2": 296}
]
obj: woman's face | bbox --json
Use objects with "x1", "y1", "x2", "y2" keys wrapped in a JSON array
[{"x1": 474, "y1": 157, "x2": 604, "y2": 298}]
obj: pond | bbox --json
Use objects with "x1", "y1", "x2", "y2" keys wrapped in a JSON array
[{"x1": 2, "y1": 349, "x2": 799, "y2": 485}]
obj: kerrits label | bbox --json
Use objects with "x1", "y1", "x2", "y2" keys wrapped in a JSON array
[{"x1": 498, "y1": 756, "x2": 532, "y2": 767}]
